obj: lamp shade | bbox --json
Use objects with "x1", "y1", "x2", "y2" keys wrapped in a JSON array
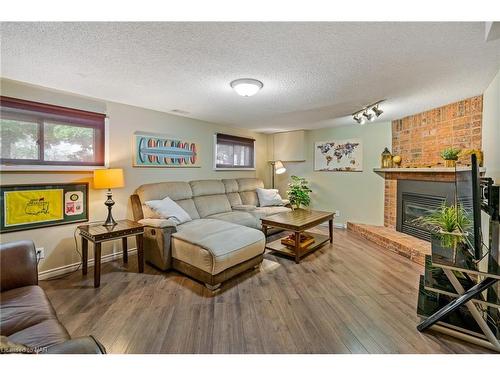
[
  {"x1": 274, "y1": 160, "x2": 286, "y2": 175},
  {"x1": 93, "y1": 168, "x2": 125, "y2": 189}
]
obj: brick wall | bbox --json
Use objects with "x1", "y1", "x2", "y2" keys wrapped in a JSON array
[{"x1": 392, "y1": 96, "x2": 483, "y2": 167}]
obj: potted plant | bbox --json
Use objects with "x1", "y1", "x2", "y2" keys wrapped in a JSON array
[
  {"x1": 286, "y1": 175, "x2": 312, "y2": 210},
  {"x1": 440, "y1": 147, "x2": 461, "y2": 168},
  {"x1": 414, "y1": 203, "x2": 472, "y2": 263}
]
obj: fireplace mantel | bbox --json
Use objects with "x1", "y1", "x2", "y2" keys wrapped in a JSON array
[{"x1": 374, "y1": 167, "x2": 486, "y2": 174}]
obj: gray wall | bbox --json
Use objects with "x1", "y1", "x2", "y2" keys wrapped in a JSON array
[
  {"x1": 274, "y1": 122, "x2": 392, "y2": 226},
  {"x1": 0, "y1": 79, "x2": 270, "y2": 273}
]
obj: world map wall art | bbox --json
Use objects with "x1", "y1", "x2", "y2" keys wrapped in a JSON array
[
  {"x1": 133, "y1": 132, "x2": 200, "y2": 167},
  {"x1": 314, "y1": 138, "x2": 363, "y2": 172}
]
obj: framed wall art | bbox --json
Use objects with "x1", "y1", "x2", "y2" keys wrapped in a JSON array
[
  {"x1": 133, "y1": 132, "x2": 200, "y2": 167},
  {"x1": 0, "y1": 182, "x2": 89, "y2": 233},
  {"x1": 314, "y1": 138, "x2": 363, "y2": 172}
]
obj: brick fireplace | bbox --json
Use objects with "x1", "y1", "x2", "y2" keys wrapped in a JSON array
[
  {"x1": 348, "y1": 96, "x2": 484, "y2": 266},
  {"x1": 384, "y1": 171, "x2": 457, "y2": 229},
  {"x1": 349, "y1": 170, "x2": 457, "y2": 265}
]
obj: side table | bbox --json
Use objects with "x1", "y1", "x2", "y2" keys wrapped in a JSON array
[{"x1": 77, "y1": 219, "x2": 145, "y2": 287}]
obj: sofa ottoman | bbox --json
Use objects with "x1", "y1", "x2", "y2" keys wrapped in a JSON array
[{"x1": 171, "y1": 219, "x2": 265, "y2": 290}]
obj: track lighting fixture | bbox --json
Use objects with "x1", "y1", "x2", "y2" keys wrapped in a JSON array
[
  {"x1": 353, "y1": 113, "x2": 365, "y2": 124},
  {"x1": 351, "y1": 100, "x2": 385, "y2": 125},
  {"x1": 363, "y1": 110, "x2": 374, "y2": 122},
  {"x1": 372, "y1": 104, "x2": 383, "y2": 117}
]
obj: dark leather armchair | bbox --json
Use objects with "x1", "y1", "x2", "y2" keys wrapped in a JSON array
[{"x1": 0, "y1": 240, "x2": 106, "y2": 354}]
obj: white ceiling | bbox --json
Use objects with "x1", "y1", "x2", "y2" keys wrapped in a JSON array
[{"x1": 1, "y1": 22, "x2": 499, "y2": 133}]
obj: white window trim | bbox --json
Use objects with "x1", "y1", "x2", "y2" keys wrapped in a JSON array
[
  {"x1": 0, "y1": 118, "x2": 110, "y2": 172},
  {"x1": 213, "y1": 134, "x2": 256, "y2": 171}
]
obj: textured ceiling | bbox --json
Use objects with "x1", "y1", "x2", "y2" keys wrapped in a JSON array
[{"x1": 1, "y1": 22, "x2": 499, "y2": 132}]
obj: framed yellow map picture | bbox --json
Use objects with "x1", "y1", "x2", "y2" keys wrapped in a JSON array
[{"x1": 1, "y1": 183, "x2": 88, "y2": 233}]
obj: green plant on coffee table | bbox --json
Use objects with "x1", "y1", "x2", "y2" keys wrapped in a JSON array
[
  {"x1": 286, "y1": 175, "x2": 312, "y2": 210},
  {"x1": 414, "y1": 203, "x2": 472, "y2": 249},
  {"x1": 440, "y1": 147, "x2": 461, "y2": 161}
]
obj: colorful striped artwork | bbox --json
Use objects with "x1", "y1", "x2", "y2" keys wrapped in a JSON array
[{"x1": 133, "y1": 133, "x2": 200, "y2": 167}]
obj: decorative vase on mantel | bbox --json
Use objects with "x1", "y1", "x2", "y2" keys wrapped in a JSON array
[{"x1": 381, "y1": 147, "x2": 393, "y2": 169}]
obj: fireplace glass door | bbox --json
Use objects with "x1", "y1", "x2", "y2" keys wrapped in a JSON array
[{"x1": 401, "y1": 193, "x2": 446, "y2": 241}]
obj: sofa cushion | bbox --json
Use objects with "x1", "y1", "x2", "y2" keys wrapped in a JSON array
[
  {"x1": 232, "y1": 204, "x2": 257, "y2": 212},
  {"x1": 190, "y1": 180, "x2": 225, "y2": 196},
  {"x1": 253, "y1": 206, "x2": 291, "y2": 218},
  {"x1": 256, "y1": 188, "x2": 285, "y2": 207},
  {"x1": 136, "y1": 181, "x2": 193, "y2": 202},
  {"x1": 175, "y1": 198, "x2": 200, "y2": 220},
  {"x1": 222, "y1": 179, "x2": 239, "y2": 193},
  {"x1": 172, "y1": 219, "x2": 264, "y2": 274},
  {"x1": 0, "y1": 285, "x2": 69, "y2": 348},
  {"x1": 193, "y1": 195, "x2": 232, "y2": 218},
  {"x1": 207, "y1": 211, "x2": 260, "y2": 229},
  {"x1": 239, "y1": 191, "x2": 260, "y2": 207},
  {"x1": 236, "y1": 178, "x2": 264, "y2": 192},
  {"x1": 226, "y1": 192, "x2": 243, "y2": 207},
  {"x1": 145, "y1": 197, "x2": 192, "y2": 224},
  {"x1": 9, "y1": 319, "x2": 70, "y2": 350}
]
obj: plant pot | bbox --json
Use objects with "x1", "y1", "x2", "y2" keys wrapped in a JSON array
[
  {"x1": 431, "y1": 232, "x2": 468, "y2": 264},
  {"x1": 444, "y1": 159, "x2": 457, "y2": 168}
]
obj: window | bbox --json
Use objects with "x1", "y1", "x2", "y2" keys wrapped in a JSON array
[
  {"x1": 0, "y1": 96, "x2": 105, "y2": 166},
  {"x1": 214, "y1": 133, "x2": 255, "y2": 170}
]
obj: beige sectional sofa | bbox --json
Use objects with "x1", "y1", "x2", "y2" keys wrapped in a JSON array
[{"x1": 130, "y1": 178, "x2": 290, "y2": 290}]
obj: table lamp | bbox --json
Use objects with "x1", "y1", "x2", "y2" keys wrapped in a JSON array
[
  {"x1": 270, "y1": 160, "x2": 286, "y2": 189},
  {"x1": 93, "y1": 168, "x2": 125, "y2": 227}
]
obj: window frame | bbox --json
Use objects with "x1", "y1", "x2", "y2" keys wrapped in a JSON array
[
  {"x1": 213, "y1": 133, "x2": 256, "y2": 171},
  {"x1": 0, "y1": 96, "x2": 106, "y2": 167}
]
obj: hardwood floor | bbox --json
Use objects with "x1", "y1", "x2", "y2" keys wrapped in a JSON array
[{"x1": 40, "y1": 228, "x2": 493, "y2": 354}]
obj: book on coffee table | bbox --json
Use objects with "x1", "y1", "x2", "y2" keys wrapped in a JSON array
[{"x1": 281, "y1": 232, "x2": 315, "y2": 249}]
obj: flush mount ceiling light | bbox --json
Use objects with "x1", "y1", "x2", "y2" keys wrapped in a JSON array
[
  {"x1": 352, "y1": 100, "x2": 385, "y2": 125},
  {"x1": 230, "y1": 78, "x2": 263, "y2": 97}
]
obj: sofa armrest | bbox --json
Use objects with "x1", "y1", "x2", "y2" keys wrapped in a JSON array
[
  {"x1": 44, "y1": 336, "x2": 106, "y2": 354},
  {"x1": 142, "y1": 222, "x2": 177, "y2": 271},
  {"x1": 0, "y1": 240, "x2": 38, "y2": 292},
  {"x1": 138, "y1": 218, "x2": 177, "y2": 228},
  {"x1": 232, "y1": 204, "x2": 257, "y2": 212},
  {"x1": 281, "y1": 199, "x2": 290, "y2": 206}
]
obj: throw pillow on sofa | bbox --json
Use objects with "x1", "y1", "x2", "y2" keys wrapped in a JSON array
[
  {"x1": 145, "y1": 197, "x2": 192, "y2": 225},
  {"x1": 256, "y1": 188, "x2": 285, "y2": 207}
]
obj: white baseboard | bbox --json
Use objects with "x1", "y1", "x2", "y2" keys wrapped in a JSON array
[
  {"x1": 318, "y1": 222, "x2": 346, "y2": 229},
  {"x1": 38, "y1": 248, "x2": 137, "y2": 280}
]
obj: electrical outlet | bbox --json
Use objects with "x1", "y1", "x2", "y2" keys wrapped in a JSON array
[
  {"x1": 335, "y1": 210, "x2": 340, "y2": 217},
  {"x1": 36, "y1": 247, "x2": 45, "y2": 260}
]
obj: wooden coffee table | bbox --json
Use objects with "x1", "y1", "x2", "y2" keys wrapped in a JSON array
[{"x1": 261, "y1": 208, "x2": 334, "y2": 263}]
